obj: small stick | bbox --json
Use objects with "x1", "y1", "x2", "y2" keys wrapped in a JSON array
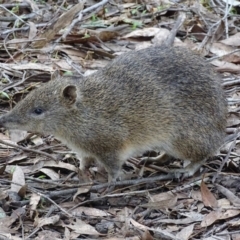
[
  {"x1": 163, "y1": 11, "x2": 186, "y2": 47},
  {"x1": 0, "y1": 139, "x2": 58, "y2": 162}
]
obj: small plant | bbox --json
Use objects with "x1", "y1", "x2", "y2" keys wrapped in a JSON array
[
  {"x1": 157, "y1": 5, "x2": 170, "y2": 11},
  {"x1": 200, "y1": 0, "x2": 213, "y2": 11},
  {"x1": 0, "y1": 91, "x2": 10, "y2": 100},
  {"x1": 131, "y1": 8, "x2": 138, "y2": 15},
  {"x1": 229, "y1": 6, "x2": 238, "y2": 15},
  {"x1": 91, "y1": 14, "x2": 99, "y2": 22},
  {"x1": 123, "y1": 18, "x2": 142, "y2": 29},
  {"x1": 10, "y1": 166, "x2": 16, "y2": 174},
  {"x1": 64, "y1": 71, "x2": 74, "y2": 76},
  {"x1": 11, "y1": 4, "x2": 19, "y2": 14},
  {"x1": 82, "y1": 33, "x2": 90, "y2": 39},
  {"x1": 132, "y1": 21, "x2": 142, "y2": 29},
  {"x1": 38, "y1": 175, "x2": 46, "y2": 179},
  {"x1": 34, "y1": 0, "x2": 46, "y2": 4}
]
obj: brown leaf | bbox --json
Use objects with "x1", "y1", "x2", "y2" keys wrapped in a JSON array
[
  {"x1": 9, "y1": 130, "x2": 28, "y2": 143},
  {"x1": 201, "y1": 210, "x2": 221, "y2": 227},
  {"x1": 36, "y1": 215, "x2": 60, "y2": 228},
  {"x1": 130, "y1": 218, "x2": 180, "y2": 239},
  {"x1": 210, "y1": 42, "x2": 236, "y2": 57},
  {"x1": 210, "y1": 42, "x2": 240, "y2": 63},
  {"x1": 30, "y1": 193, "x2": 41, "y2": 218},
  {"x1": 232, "y1": 233, "x2": 240, "y2": 240},
  {"x1": 28, "y1": 21, "x2": 37, "y2": 40},
  {"x1": 32, "y1": 1, "x2": 85, "y2": 48},
  {"x1": 200, "y1": 181, "x2": 218, "y2": 208},
  {"x1": 221, "y1": 32, "x2": 240, "y2": 46},
  {"x1": 39, "y1": 168, "x2": 59, "y2": 180},
  {"x1": 216, "y1": 184, "x2": 240, "y2": 207},
  {"x1": 43, "y1": 160, "x2": 78, "y2": 172},
  {"x1": 24, "y1": 0, "x2": 39, "y2": 12},
  {"x1": 141, "y1": 229, "x2": 154, "y2": 240},
  {"x1": 1, "y1": 62, "x2": 53, "y2": 72},
  {"x1": 0, "y1": 133, "x2": 9, "y2": 141},
  {"x1": 73, "y1": 186, "x2": 92, "y2": 201},
  {"x1": 176, "y1": 224, "x2": 194, "y2": 240},
  {"x1": 18, "y1": 185, "x2": 27, "y2": 198},
  {"x1": 221, "y1": 0, "x2": 240, "y2": 6},
  {"x1": 11, "y1": 166, "x2": 26, "y2": 197},
  {"x1": 123, "y1": 27, "x2": 162, "y2": 38},
  {"x1": 86, "y1": 29, "x2": 119, "y2": 42},
  {"x1": 212, "y1": 59, "x2": 240, "y2": 73},
  {"x1": 141, "y1": 196, "x2": 177, "y2": 210},
  {"x1": 201, "y1": 209, "x2": 240, "y2": 227},
  {"x1": 227, "y1": 113, "x2": 240, "y2": 127},
  {"x1": 35, "y1": 230, "x2": 62, "y2": 240},
  {"x1": 0, "y1": 164, "x2": 6, "y2": 175},
  {"x1": 65, "y1": 219, "x2": 100, "y2": 235},
  {"x1": 71, "y1": 206, "x2": 109, "y2": 217},
  {"x1": 188, "y1": 24, "x2": 206, "y2": 41}
]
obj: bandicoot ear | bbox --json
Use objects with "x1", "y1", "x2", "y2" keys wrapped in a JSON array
[
  {"x1": 51, "y1": 70, "x2": 61, "y2": 81},
  {"x1": 62, "y1": 85, "x2": 77, "y2": 104}
]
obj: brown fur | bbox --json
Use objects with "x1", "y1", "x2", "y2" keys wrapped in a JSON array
[{"x1": 0, "y1": 46, "x2": 227, "y2": 180}]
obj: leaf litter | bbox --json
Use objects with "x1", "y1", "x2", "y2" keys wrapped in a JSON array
[{"x1": 0, "y1": 0, "x2": 240, "y2": 239}]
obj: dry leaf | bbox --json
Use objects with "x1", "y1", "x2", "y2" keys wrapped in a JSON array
[
  {"x1": 220, "y1": 32, "x2": 240, "y2": 46},
  {"x1": 9, "y1": 130, "x2": 28, "y2": 143},
  {"x1": 0, "y1": 62, "x2": 54, "y2": 72},
  {"x1": 32, "y1": 1, "x2": 86, "y2": 48},
  {"x1": 212, "y1": 59, "x2": 240, "y2": 73},
  {"x1": 64, "y1": 227, "x2": 71, "y2": 240},
  {"x1": 232, "y1": 233, "x2": 240, "y2": 240},
  {"x1": 85, "y1": 29, "x2": 119, "y2": 42},
  {"x1": 29, "y1": 193, "x2": 41, "y2": 218},
  {"x1": 201, "y1": 209, "x2": 240, "y2": 227},
  {"x1": 201, "y1": 181, "x2": 218, "y2": 208},
  {"x1": 141, "y1": 229, "x2": 153, "y2": 240},
  {"x1": 40, "y1": 168, "x2": 59, "y2": 180},
  {"x1": 227, "y1": 113, "x2": 240, "y2": 127},
  {"x1": 212, "y1": 20, "x2": 225, "y2": 42},
  {"x1": 135, "y1": 42, "x2": 153, "y2": 50},
  {"x1": 30, "y1": 135, "x2": 44, "y2": 146},
  {"x1": 0, "y1": 133, "x2": 9, "y2": 141},
  {"x1": 210, "y1": 42, "x2": 236, "y2": 57},
  {"x1": 65, "y1": 219, "x2": 100, "y2": 235},
  {"x1": 5, "y1": 161, "x2": 28, "y2": 173},
  {"x1": 123, "y1": 27, "x2": 161, "y2": 38},
  {"x1": 130, "y1": 218, "x2": 180, "y2": 240},
  {"x1": 11, "y1": 166, "x2": 26, "y2": 196},
  {"x1": 73, "y1": 186, "x2": 92, "y2": 201},
  {"x1": 24, "y1": 0, "x2": 39, "y2": 12},
  {"x1": 28, "y1": 21, "x2": 37, "y2": 40},
  {"x1": 71, "y1": 206, "x2": 109, "y2": 217},
  {"x1": 34, "y1": 230, "x2": 62, "y2": 240},
  {"x1": 221, "y1": 0, "x2": 240, "y2": 6},
  {"x1": 36, "y1": 215, "x2": 60, "y2": 228},
  {"x1": 210, "y1": 42, "x2": 240, "y2": 63},
  {"x1": 216, "y1": 184, "x2": 240, "y2": 207},
  {"x1": 176, "y1": 224, "x2": 194, "y2": 240},
  {"x1": 141, "y1": 195, "x2": 177, "y2": 210},
  {"x1": 158, "y1": 212, "x2": 203, "y2": 224},
  {"x1": 43, "y1": 160, "x2": 78, "y2": 172}
]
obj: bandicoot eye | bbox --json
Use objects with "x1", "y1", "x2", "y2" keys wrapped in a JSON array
[{"x1": 33, "y1": 108, "x2": 43, "y2": 115}]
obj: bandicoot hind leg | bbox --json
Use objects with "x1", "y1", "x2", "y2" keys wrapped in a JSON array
[
  {"x1": 140, "y1": 151, "x2": 173, "y2": 165},
  {"x1": 168, "y1": 161, "x2": 204, "y2": 179}
]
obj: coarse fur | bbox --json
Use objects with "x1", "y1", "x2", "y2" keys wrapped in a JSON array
[{"x1": 0, "y1": 46, "x2": 227, "y2": 180}]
